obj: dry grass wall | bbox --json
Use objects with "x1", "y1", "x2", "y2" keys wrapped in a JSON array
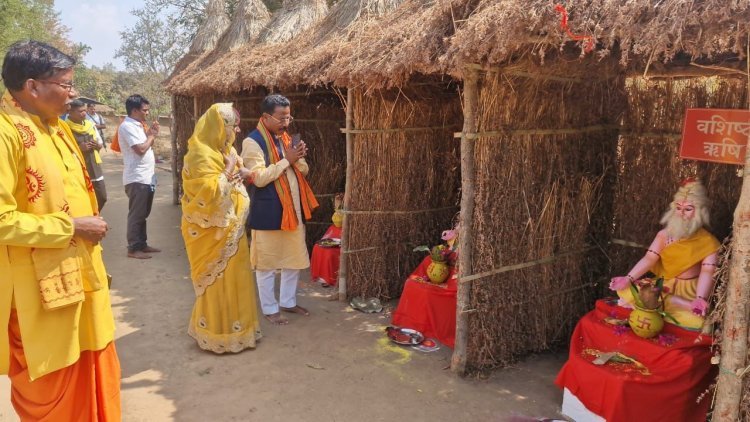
[
  {"x1": 609, "y1": 75, "x2": 745, "y2": 276},
  {"x1": 344, "y1": 81, "x2": 462, "y2": 300},
  {"x1": 465, "y1": 57, "x2": 626, "y2": 370}
]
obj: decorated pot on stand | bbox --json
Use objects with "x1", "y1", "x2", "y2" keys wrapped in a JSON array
[
  {"x1": 331, "y1": 210, "x2": 343, "y2": 228},
  {"x1": 628, "y1": 305, "x2": 664, "y2": 338},
  {"x1": 427, "y1": 259, "x2": 450, "y2": 284}
]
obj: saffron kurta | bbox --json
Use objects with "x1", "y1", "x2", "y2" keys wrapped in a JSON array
[
  {"x1": 241, "y1": 138, "x2": 310, "y2": 270},
  {"x1": 0, "y1": 92, "x2": 119, "y2": 420}
]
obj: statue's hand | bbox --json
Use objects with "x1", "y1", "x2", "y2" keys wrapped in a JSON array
[
  {"x1": 609, "y1": 276, "x2": 631, "y2": 291},
  {"x1": 691, "y1": 297, "x2": 708, "y2": 316}
]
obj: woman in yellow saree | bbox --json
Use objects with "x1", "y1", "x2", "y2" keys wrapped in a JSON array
[{"x1": 181, "y1": 103, "x2": 261, "y2": 353}]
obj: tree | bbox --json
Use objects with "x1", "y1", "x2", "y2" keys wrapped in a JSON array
[
  {"x1": 141, "y1": 0, "x2": 241, "y2": 38},
  {"x1": 1, "y1": 0, "x2": 74, "y2": 57},
  {"x1": 0, "y1": 0, "x2": 80, "y2": 91},
  {"x1": 115, "y1": 8, "x2": 188, "y2": 75}
]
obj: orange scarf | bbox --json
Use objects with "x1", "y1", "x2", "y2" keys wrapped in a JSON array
[
  {"x1": 111, "y1": 120, "x2": 148, "y2": 153},
  {"x1": 257, "y1": 121, "x2": 318, "y2": 231}
]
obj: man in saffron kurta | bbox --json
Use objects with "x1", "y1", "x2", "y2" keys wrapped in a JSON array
[
  {"x1": 241, "y1": 94, "x2": 319, "y2": 325},
  {"x1": 0, "y1": 40, "x2": 120, "y2": 421}
]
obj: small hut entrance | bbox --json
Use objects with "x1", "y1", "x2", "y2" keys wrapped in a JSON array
[
  {"x1": 180, "y1": 87, "x2": 347, "y2": 249},
  {"x1": 609, "y1": 72, "x2": 745, "y2": 275},
  {"x1": 341, "y1": 78, "x2": 462, "y2": 300}
]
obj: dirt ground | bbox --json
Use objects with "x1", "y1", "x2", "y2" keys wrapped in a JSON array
[{"x1": 0, "y1": 152, "x2": 570, "y2": 422}]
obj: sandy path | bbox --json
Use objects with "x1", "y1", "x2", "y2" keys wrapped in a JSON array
[{"x1": 0, "y1": 152, "x2": 568, "y2": 421}]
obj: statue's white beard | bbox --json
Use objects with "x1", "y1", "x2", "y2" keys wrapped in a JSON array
[{"x1": 663, "y1": 212, "x2": 702, "y2": 239}]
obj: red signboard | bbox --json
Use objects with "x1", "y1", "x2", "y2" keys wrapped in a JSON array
[{"x1": 680, "y1": 108, "x2": 750, "y2": 165}]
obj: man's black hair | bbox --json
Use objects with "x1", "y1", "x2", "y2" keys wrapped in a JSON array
[
  {"x1": 1, "y1": 40, "x2": 76, "y2": 91},
  {"x1": 260, "y1": 94, "x2": 290, "y2": 115},
  {"x1": 125, "y1": 94, "x2": 150, "y2": 116},
  {"x1": 69, "y1": 99, "x2": 86, "y2": 109}
]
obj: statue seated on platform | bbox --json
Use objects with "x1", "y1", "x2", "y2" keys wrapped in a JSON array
[{"x1": 610, "y1": 179, "x2": 720, "y2": 330}]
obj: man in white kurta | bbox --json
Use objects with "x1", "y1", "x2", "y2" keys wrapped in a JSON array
[{"x1": 241, "y1": 94, "x2": 313, "y2": 325}]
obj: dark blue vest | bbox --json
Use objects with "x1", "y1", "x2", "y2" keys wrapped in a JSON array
[{"x1": 247, "y1": 129, "x2": 285, "y2": 230}]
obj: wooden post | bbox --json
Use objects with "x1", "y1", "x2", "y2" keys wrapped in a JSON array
[
  {"x1": 338, "y1": 87, "x2": 355, "y2": 301},
  {"x1": 451, "y1": 67, "x2": 480, "y2": 375},
  {"x1": 171, "y1": 96, "x2": 180, "y2": 205},
  {"x1": 713, "y1": 54, "x2": 750, "y2": 421}
]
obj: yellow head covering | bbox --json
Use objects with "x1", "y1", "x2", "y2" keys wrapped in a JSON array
[
  {"x1": 181, "y1": 103, "x2": 248, "y2": 296},
  {"x1": 185, "y1": 103, "x2": 237, "y2": 179}
]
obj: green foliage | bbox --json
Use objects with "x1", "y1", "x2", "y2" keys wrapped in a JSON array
[
  {"x1": 0, "y1": 0, "x2": 71, "y2": 54},
  {"x1": 115, "y1": 8, "x2": 187, "y2": 75},
  {"x1": 0, "y1": 0, "x2": 78, "y2": 91}
]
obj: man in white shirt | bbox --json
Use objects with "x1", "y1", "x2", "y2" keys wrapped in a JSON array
[
  {"x1": 119, "y1": 94, "x2": 160, "y2": 259},
  {"x1": 86, "y1": 103, "x2": 107, "y2": 150}
]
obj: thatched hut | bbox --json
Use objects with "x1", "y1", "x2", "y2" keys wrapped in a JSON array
[
  {"x1": 319, "y1": 0, "x2": 622, "y2": 369},
  {"x1": 320, "y1": 0, "x2": 750, "y2": 380},
  {"x1": 167, "y1": 0, "x2": 345, "y2": 246},
  {"x1": 166, "y1": 0, "x2": 750, "y2": 417},
  {"x1": 169, "y1": 0, "x2": 750, "y2": 404},
  {"x1": 165, "y1": 0, "x2": 230, "y2": 84},
  {"x1": 166, "y1": 0, "x2": 231, "y2": 203}
]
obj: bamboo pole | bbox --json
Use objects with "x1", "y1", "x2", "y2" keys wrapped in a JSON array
[
  {"x1": 451, "y1": 67, "x2": 479, "y2": 375},
  {"x1": 338, "y1": 88, "x2": 354, "y2": 302},
  {"x1": 713, "y1": 132, "x2": 750, "y2": 422},
  {"x1": 453, "y1": 124, "x2": 619, "y2": 139},
  {"x1": 341, "y1": 126, "x2": 457, "y2": 134},
  {"x1": 713, "y1": 52, "x2": 750, "y2": 422},
  {"x1": 171, "y1": 96, "x2": 179, "y2": 205}
]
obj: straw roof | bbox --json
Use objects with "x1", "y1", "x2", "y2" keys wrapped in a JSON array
[
  {"x1": 256, "y1": 0, "x2": 330, "y2": 44},
  {"x1": 165, "y1": 0, "x2": 270, "y2": 92},
  {"x1": 214, "y1": 0, "x2": 271, "y2": 52},
  {"x1": 169, "y1": 0, "x2": 750, "y2": 94},
  {"x1": 324, "y1": 0, "x2": 457, "y2": 88},
  {"x1": 304, "y1": 0, "x2": 404, "y2": 46},
  {"x1": 268, "y1": 0, "x2": 404, "y2": 88},
  {"x1": 184, "y1": 0, "x2": 271, "y2": 79},
  {"x1": 165, "y1": 0, "x2": 230, "y2": 84},
  {"x1": 171, "y1": 0, "x2": 330, "y2": 95},
  {"x1": 329, "y1": 0, "x2": 750, "y2": 88},
  {"x1": 443, "y1": 0, "x2": 750, "y2": 75}
]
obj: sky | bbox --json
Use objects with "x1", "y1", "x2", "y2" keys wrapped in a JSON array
[{"x1": 54, "y1": 0, "x2": 141, "y2": 69}]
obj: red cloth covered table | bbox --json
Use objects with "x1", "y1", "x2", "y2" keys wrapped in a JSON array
[
  {"x1": 555, "y1": 298, "x2": 715, "y2": 422},
  {"x1": 391, "y1": 256, "x2": 457, "y2": 348},
  {"x1": 310, "y1": 225, "x2": 341, "y2": 286}
]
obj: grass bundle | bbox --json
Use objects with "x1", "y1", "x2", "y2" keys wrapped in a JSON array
[
  {"x1": 165, "y1": 0, "x2": 231, "y2": 89},
  {"x1": 256, "y1": 0, "x2": 329, "y2": 44}
]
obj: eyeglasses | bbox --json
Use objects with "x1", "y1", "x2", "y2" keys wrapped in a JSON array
[
  {"x1": 266, "y1": 114, "x2": 294, "y2": 124},
  {"x1": 36, "y1": 79, "x2": 75, "y2": 92}
]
